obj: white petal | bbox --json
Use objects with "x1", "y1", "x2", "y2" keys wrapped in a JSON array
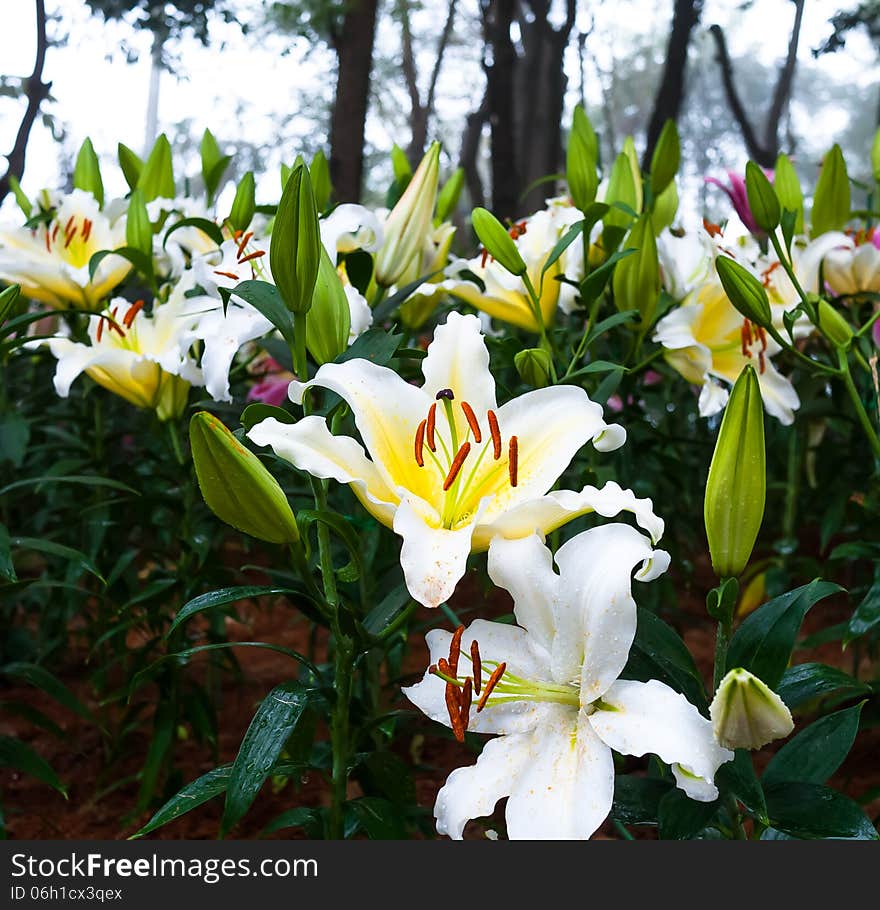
[
  {"x1": 589, "y1": 679, "x2": 733, "y2": 802},
  {"x1": 392, "y1": 492, "x2": 482, "y2": 608},
  {"x1": 434, "y1": 733, "x2": 534, "y2": 840},
  {"x1": 419, "y1": 312, "x2": 497, "y2": 416},
  {"x1": 344, "y1": 285, "x2": 373, "y2": 342},
  {"x1": 505, "y1": 707, "x2": 615, "y2": 839},
  {"x1": 554, "y1": 524, "x2": 669, "y2": 699},
  {"x1": 487, "y1": 533, "x2": 559, "y2": 653},
  {"x1": 754, "y1": 359, "x2": 800, "y2": 426},
  {"x1": 698, "y1": 377, "x2": 730, "y2": 417},
  {"x1": 288, "y1": 358, "x2": 432, "y2": 497},
  {"x1": 320, "y1": 204, "x2": 383, "y2": 263},
  {"x1": 475, "y1": 481, "x2": 665, "y2": 550},
  {"x1": 403, "y1": 621, "x2": 554, "y2": 735},
  {"x1": 246, "y1": 416, "x2": 398, "y2": 526}
]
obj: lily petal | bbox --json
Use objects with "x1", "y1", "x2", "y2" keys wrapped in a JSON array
[{"x1": 589, "y1": 678, "x2": 733, "y2": 802}]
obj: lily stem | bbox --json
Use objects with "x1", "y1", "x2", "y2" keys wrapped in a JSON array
[
  {"x1": 837, "y1": 348, "x2": 880, "y2": 458},
  {"x1": 328, "y1": 630, "x2": 354, "y2": 840}
]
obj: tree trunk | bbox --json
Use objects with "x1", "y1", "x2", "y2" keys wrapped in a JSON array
[
  {"x1": 144, "y1": 31, "x2": 163, "y2": 156},
  {"x1": 482, "y1": 0, "x2": 520, "y2": 219},
  {"x1": 0, "y1": 0, "x2": 50, "y2": 206},
  {"x1": 643, "y1": 0, "x2": 703, "y2": 168},
  {"x1": 329, "y1": 0, "x2": 379, "y2": 203},
  {"x1": 460, "y1": 92, "x2": 489, "y2": 209}
]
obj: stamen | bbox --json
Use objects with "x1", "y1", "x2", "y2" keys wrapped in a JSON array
[
  {"x1": 740, "y1": 320, "x2": 752, "y2": 357},
  {"x1": 460, "y1": 677, "x2": 473, "y2": 731},
  {"x1": 214, "y1": 270, "x2": 240, "y2": 280},
  {"x1": 460, "y1": 402, "x2": 482, "y2": 443},
  {"x1": 414, "y1": 419, "x2": 427, "y2": 467},
  {"x1": 426, "y1": 403, "x2": 437, "y2": 452},
  {"x1": 477, "y1": 662, "x2": 506, "y2": 712},
  {"x1": 44, "y1": 227, "x2": 51, "y2": 252},
  {"x1": 51, "y1": 223, "x2": 60, "y2": 242},
  {"x1": 443, "y1": 442, "x2": 471, "y2": 491},
  {"x1": 480, "y1": 248, "x2": 490, "y2": 268},
  {"x1": 436, "y1": 388, "x2": 454, "y2": 400},
  {"x1": 470, "y1": 641, "x2": 482, "y2": 696},
  {"x1": 508, "y1": 436, "x2": 518, "y2": 487},
  {"x1": 238, "y1": 249, "x2": 265, "y2": 264},
  {"x1": 702, "y1": 217, "x2": 723, "y2": 238},
  {"x1": 445, "y1": 682, "x2": 465, "y2": 742},
  {"x1": 123, "y1": 299, "x2": 145, "y2": 329},
  {"x1": 487, "y1": 410, "x2": 501, "y2": 460},
  {"x1": 449, "y1": 626, "x2": 464, "y2": 676},
  {"x1": 63, "y1": 215, "x2": 75, "y2": 236},
  {"x1": 82, "y1": 219, "x2": 92, "y2": 242},
  {"x1": 96, "y1": 316, "x2": 105, "y2": 343},
  {"x1": 106, "y1": 306, "x2": 125, "y2": 337},
  {"x1": 236, "y1": 230, "x2": 254, "y2": 258}
]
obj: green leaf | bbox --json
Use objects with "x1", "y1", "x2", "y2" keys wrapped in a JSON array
[
  {"x1": 137, "y1": 133, "x2": 174, "y2": 202},
  {"x1": 10, "y1": 537, "x2": 104, "y2": 583},
  {"x1": 261, "y1": 807, "x2": 323, "y2": 837},
  {"x1": 0, "y1": 736, "x2": 66, "y2": 796},
  {"x1": 0, "y1": 522, "x2": 16, "y2": 582},
  {"x1": 763, "y1": 703, "x2": 863, "y2": 787},
  {"x1": 163, "y1": 217, "x2": 224, "y2": 250},
  {"x1": 776, "y1": 662, "x2": 870, "y2": 710},
  {"x1": 540, "y1": 219, "x2": 584, "y2": 284},
  {"x1": 1, "y1": 662, "x2": 94, "y2": 722},
  {"x1": 169, "y1": 585, "x2": 308, "y2": 636},
  {"x1": 239, "y1": 403, "x2": 295, "y2": 432},
  {"x1": 130, "y1": 765, "x2": 232, "y2": 838},
  {"x1": 222, "y1": 681, "x2": 309, "y2": 836},
  {"x1": 811, "y1": 145, "x2": 850, "y2": 237},
  {"x1": 338, "y1": 326, "x2": 402, "y2": 365},
  {"x1": 716, "y1": 749, "x2": 767, "y2": 822},
  {"x1": 845, "y1": 570, "x2": 880, "y2": 644},
  {"x1": 8, "y1": 175, "x2": 32, "y2": 217},
  {"x1": 73, "y1": 137, "x2": 104, "y2": 208},
  {"x1": 744, "y1": 161, "x2": 780, "y2": 232},
  {"x1": 624, "y1": 608, "x2": 707, "y2": 710},
  {"x1": 310, "y1": 150, "x2": 332, "y2": 212},
  {"x1": 611, "y1": 776, "x2": 671, "y2": 825},
  {"x1": 658, "y1": 788, "x2": 719, "y2": 839},
  {"x1": 87, "y1": 247, "x2": 151, "y2": 285},
  {"x1": 117, "y1": 142, "x2": 143, "y2": 191},
  {"x1": 726, "y1": 580, "x2": 843, "y2": 688},
  {"x1": 229, "y1": 172, "x2": 256, "y2": 233},
  {"x1": 0, "y1": 474, "x2": 139, "y2": 497},
  {"x1": 125, "y1": 189, "x2": 153, "y2": 257},
  {"x1": 362, "y1": 583, "x2": 412, "y2": 637},
  {"x1": 649, "y1": 120, "x2": 680, "y2": 198},
  {"x1": 360, "y1": 752, "x2": 416, "y2": 806},
  {"x1": 0, "y1": 413, "x2": 30, "y2": 467},
  {"x1": 225, "y1": 280, "x2": 296, "y2": 352},
  {"x1": 200, "y1": 128, "x2": 231, "y2": 203},
  {"x1": 765, "y1": 782, "x2": 878, "y2": 839},
  {"x1": 345, "y1": 796, "x2": 407, "y2": 839}
]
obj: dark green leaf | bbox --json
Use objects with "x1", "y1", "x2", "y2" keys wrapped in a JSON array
[
  {"x1": 338, "y1": 326, "x2": 403, "y2": 365},
  {"x1": 658, "y1": 788, "x2": 719, "y2": 839},
  {"x1": 0, "y1": 522, "x2": 15, "y2": 582},
  {"x1": 1, "y1": 662, "x2": 94, "y2": 722},
  {"x1": 611, "y1": 776, "x2": 671, "y2": 825},
  {"x1": 226, "y1": 280, "x2": 296, "y2": 352},
  {"x1": 10, "y1": 537, "x2": 104, "y2": 583},
  {"x1": 0, "y1": 736, "x2": 66, "y2": 796},
  {"x1": 130, "y1": 765, "x2": 232, "y2": 838},
  {"x1": 765, "y1": 782, "x2": 877, "y2": 839},
  {"x1": 163, "y1": 217, "x2": 224, "y2": 249},
  {"x1": 345, "y1": 796, "x2": 407, "y2": 839},
  {"x1": 716, "y1": 750, "x2": 767, "y2": 821},
  {"x1": 845, "y1": 571, "x2": 880, "y2": 643},
  {"x1": 168, "y1": 585, "x2": 309, "y2": 636},
  {"x1": 87, "y1": 247, "x2": 151, "y2": 284},
  {"x1": 240, "y1": 403, "x2": 295, "y2": 432},
  {"x1": 776, "y1": 663, "x2": 870, "y2": 710}
]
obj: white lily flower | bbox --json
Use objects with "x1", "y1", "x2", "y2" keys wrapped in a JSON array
[
  {"x1": 0, "y1": 189, "x2": 129, "y2": 309},
  {"x1": 657, "y1": 226, "x2": 716, "y2": 301},
  {"x1": 809, "y1": 230, "x2": 880, "y2": 296},
  {"x1": 247, "y1": 312, "x2": 662, "y2": 607},
  {"x1": 42, "y1": 294, "x2": 202, "y2": 421},
  {"x1": 653, "y1": 277, "x2": 801, "y2": 425},
  {"x1": 404, "y1": 527, "x2": 732, "y2": 839},
  {"x1": 319, "y1": 204, "x2": 383, "y2": 265}
]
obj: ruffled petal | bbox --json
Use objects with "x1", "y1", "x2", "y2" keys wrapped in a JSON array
[{"x1": 589, "y1": 679, "x2": 733, "y2": 802}]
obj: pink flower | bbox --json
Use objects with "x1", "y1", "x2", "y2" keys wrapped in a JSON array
[
  {"x1": 247, "y1": 376, "x2": 292, "y2": 407},
  {"x1": 705, "y1": 170, "x2": 769, "y2": 237}
]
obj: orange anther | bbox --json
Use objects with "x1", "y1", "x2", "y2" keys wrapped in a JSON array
[
  {"x1": 96, "y1": 317, "x2": 105, "y2": 343},
  {"x1": 236, "y1": 230, "x2": 254, "y2": 258},
  {"x1": 426, "y1": 402, "x2": 437, "y2": 452},
  {"x1": 477, "y1": 662, "x2": 506, "y2": 712},
  {"x1": 508, "y1": 435, "x2": 519, "y2": 487},
  {"x1": 414, "y1": 418, "x2": 427, "y2": 468},
  {"x1": 443, "y1": 442, "x2": 471, "y2": 491},
  {"x1": 470, "y1": 640, "x2": 482, "y2": 695},
  {"x1": 461, "y1": 401, "x2": 482, "y2": 443},
  {"x1": 214, "y1": 270, "x2": 240, "y2": 280},
  {"x1": 123, "y1": 299, "x2": 146, "y2": 329},
  {"x1": 487, "y1": 410, "x2": 501, "y2": 459},
  {"x1": 702, "y1": 217, "x2": 723, "y2": 238},
  {"x1": 82, "y1": 219, "x2": 92, "y2": 242},
  {"x1": 459, "y1": 677, "x2": 473, "y2": 732},
  {"x1": 449, "y1": 626, "x2": 464, "y2": 676},
  {"x1": 238, "y1": 249, "x2": 264, "y2": 264}
]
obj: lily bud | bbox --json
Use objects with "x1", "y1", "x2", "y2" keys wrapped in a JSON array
[
  {"x1": 710, "y1": 667, "x2": 794, "y2": 750},
  {"x1": 0, "y1": 284, "x2": 21, "y2": 326},
  {"x1": 190, "y1": 412, "x2": 300, "y2": 544},
  {"x1": 816, "y1": 300, "x2": 853, "y2": 348},
  {"x1": 715, "y1": 256, "x2": 772, "y2": 330},
  {"x1": 305, "y1": 246, "x2": 351, "y2": 364},
  {"x1": 470, "y1": 207, "x2": 528, "y2": 277},
  {"x1": 229, "y1": 172, "x2": 256, "y2": 233},
  {"x1": 270, "y1": 164, "x2": 321, "y2": 314},
  {"x1": 612, "y1": 214, "x2": 659, "y2": 326},
  {"x1": 514, "y1": 348, "x2": 552, "y2": 388},
  {"x1": 374, "y1": 142, "x2": 440, "y2": 287},
  {"x1": 704, "y1": 365, "x2": 766, "y2": 579},
  {"x1": 125, "y1": 190, "x2": 153, "y2": 257},
  {"x1": 155, "y1": 374, "x2": 190, "y2": 423},
  {"x1": 744, "y1": 161, "x2": 780, "y2": 233},
  {"x1": 73, "y1": 138, "x2": 104, "y2": 209}
]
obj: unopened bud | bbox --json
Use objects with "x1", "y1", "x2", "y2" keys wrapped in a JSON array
[
  {"x1": 470, "y1": 207, "x2": 527, "y2": 277},
  {"x1": 514, "y1": 348, "x2": 552, "y2": 388},
  {"x1": 816, "y1": 299, "x2": 853, "y2": 348},
  {"x1": 710, "y1": 667, "x2": 794, "y2": 750},
  {"x1": 715, "y1": 256, "x2": 772, "y2": 329}
]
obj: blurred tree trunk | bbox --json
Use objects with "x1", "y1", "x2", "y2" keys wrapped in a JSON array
[
  {"x1": 398, "y1": 0, "x2": 458, "y2": 168},
  {"x1": 643, "y1": 0, "x2": 703, "y2": 168},
  {"x1": 459, "y1": 91, "x2": 489, "y2": 209},
  {"x1": 710, "y1": 0, "x2": 805, "y2": 167},
  {"x1": 0, "y1": 0, "x2": 50, "y2": 206},
  {"x1": 329, "y1": 0, "x2": 379, "y2": 203},
  {"x1": 514, "y1": 0, "x2": 576, "y2": 213},
  {"x1": 144, "y1": 31, "x2": 163, "y2": 155}
]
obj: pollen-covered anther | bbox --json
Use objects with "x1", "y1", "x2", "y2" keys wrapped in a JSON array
[
  {"x1": 214, "y1": 270, "x2": 240, "y2": 280},
  {"x1": 461, "y1": 401, "x2": 482, "y2": 443},
  {"x1": 449, "y1": 625, "x2": 464, "y2": 676},
  {"x1": 123, "y1": 299, "x2": 146, "y2": 329},
  {"x1": 487, "y1": 409, "x2": 502, "y2": 460},
  {"x1": 459, "y1": 677, "x2": 473, "y2": 732},
  {"x1": 414, "y1": 419, "x2": 427, "y2": 467},
  {"x1": 236, "y1": 231, "x2": 254, "y2": 259},
  {"x1": 477, "y1": 662, "x2": 506, "y2": 712},
  {"x1": 426, "y1": 402, "x2": 437, "y2": 452},
  {"x1": 470, "y1": 640, "x2": 482, "y2": 695},
  {"x1": 106, "y1": 306, "x2": 125, "y2": 337},
  {"x1": 82, "y1": 219, "x2": 93, "y2": 243},
  {"x1": 508, "y1": 435, "x2": 519, "y2": 487},
  {"x1": 740, "y1": 319, "x2": 753, "y2": 357},
  {"x1": 443, "y1": 442, "x2": 471, "y2": 491},
  {"x1": 238, "y1": 249, "x2": 265, "y2": 264}
]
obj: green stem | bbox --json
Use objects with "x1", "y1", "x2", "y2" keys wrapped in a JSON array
[
  {"x1": 838, "y1": 348, "x2": 880, "y2": 458},
  {"x1": 328, "y1": 632, "x2": 354, "y2": 839},
  {"x1": 726, "y1": 795, "x2": 748, "y2": 840},
  {"x1": 166, "y1": 420, "x2": 185, "y2": 466},
  {"x1": 782, "y1": 425, "x2": 800, "y2": 543},
  {"x1": 713, "y1": 617, "x2": 731, "y2": 692}
]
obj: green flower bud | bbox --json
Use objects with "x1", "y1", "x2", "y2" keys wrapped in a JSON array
[
  {"x1": 155, "y1": 374, "x2": 190, "y2": 423},
  {"x1": 715, "y1": 256, "x2": 772, "y2": 329},
  {"x1": 471, "y1": 207, "x2": 527, "y2": 277},
  {"x1": 200, "y1": 128, "x2": 231, "y2": 205},
  {"x1": 137, "y1": 133, "x2": 174, "y2": 203},
  {"x1": 270, "y1": 164, "x2": 321, "y2": 314},
  {"x1": 649, "y1": 120, "x2": 680, "y2": 199},
  {"x1": 652, "y1": 178, "x2": 679, "y2": 234},
  {"x1": 375, "y1": 142, "x2": 440, "y2": 287},
  {"x1": 514, "y1": 348, "x2": 553, "y2": 388},
  {"x1": 310, "y1": 150, "x2": 332, "y2": 212},
  {"x1": 744, "y1": 161, "x2": 780, "y2": 232},
  {"x1": 305, "y1": 246, "x2": 351, "y2": 365},
  {"x1": 612, "y1": 214, "x2": 659, "y2": 326},
  {"x1": 566, "y1": 108, "x2": 599, "y2": 211},
  {"x1": 436, "y1": 168, "x2": 464, "y2": 225},
  {"x1": 704, "y1": 365, "x2": 766, "y2": 579},
  {"x1": 709, "y1": 667, "x2": 794, "y2": 750},
  {"x1": 125, "y1": 190, "x2": 153, "y2": 257},
  {"x1": 811, "y1": 144, "x2": 850, "y2": 238},
  {"x1": 73, "y1": 138, "x2": 104, "y2": 209},
  {"x1": 190, "y1": 412, "x2": 300, "y2": 545},
  {"x1": 229, "y1": 172, "x2": 256, "y2": 233},
  {"x1": 117, "y1": 142, "x2": 143, "y2": 192},
  {"x1": 816, "y1": 299, "x2": 853, "y2": 348}
]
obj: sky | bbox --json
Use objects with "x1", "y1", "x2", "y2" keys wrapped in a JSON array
[{"x1": 1, "y1": 0, "x2": 878, "y2": 216}]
